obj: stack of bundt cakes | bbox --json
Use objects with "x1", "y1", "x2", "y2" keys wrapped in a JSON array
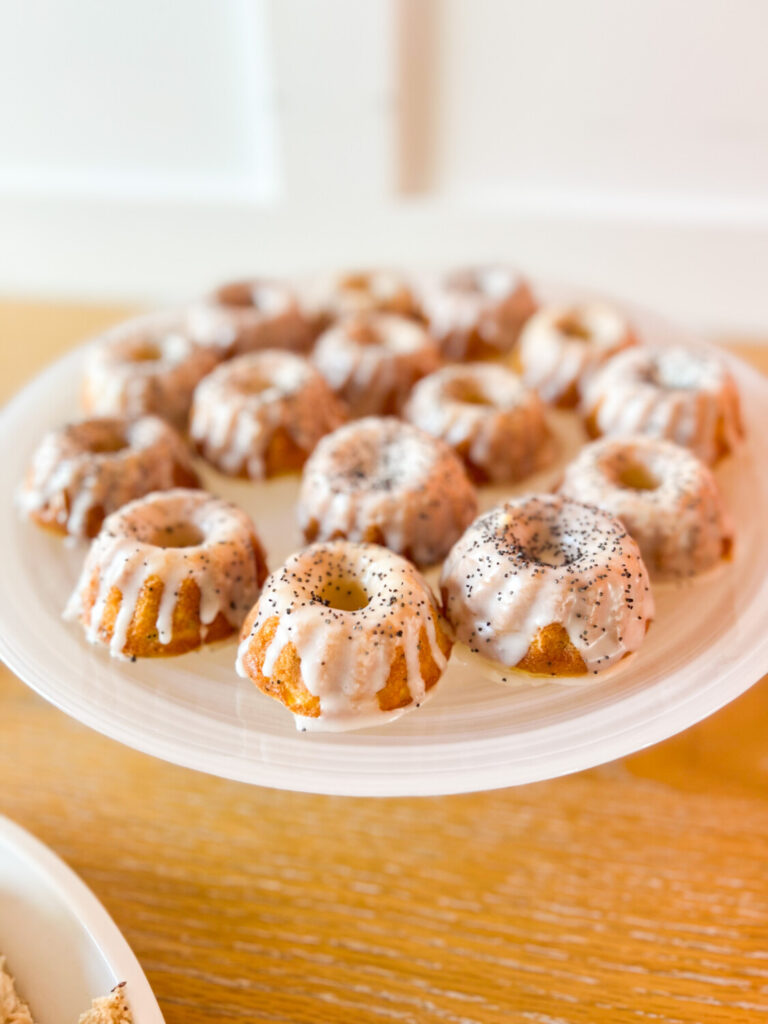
[{"x1": 17, "y1": 265, "x2": 745, "y2": 732}]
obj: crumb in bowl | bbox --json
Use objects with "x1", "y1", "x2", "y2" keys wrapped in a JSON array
[
  {"x1": 0, "y1": 957, "x2": 133, "y2": 1024},
  {"x1": 78, "y1": 982, "x2": 133, "y2": 1024}
]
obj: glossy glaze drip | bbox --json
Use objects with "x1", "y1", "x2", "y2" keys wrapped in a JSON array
[
  {"x1": 190, "y1": 350, "x2": 346, "y2": 479},
  {"x1": 65, "y1": 489, "x2": 263, "y2": 658},
  {"x1": 519, "y1": 302, "x2": 636, "y2": 404},
  {"x1": 581, "y1": 346, "x2": 743, "y2": 464},
  {"x1": 236, "y1": 542, "x2": 449, "y2": 730},
  {"x1": 440, "y1": 494, "x2": 654, "y2": 674},
  {"x1": 312, "y1": 313, "x2": 440, "y2": 416},
  {"x1": 560, "y1": 437, "x2": 732, "y2": 577},
  {"x1": 404, "y1": 363, "x2": 554, "y2": 482},
  {"x1": 297, "y1": 417, "x2": 477, "y2": 566},
  {"x1": 82, "y1": 316, "x2": 219, "y2": 430},
  {"x1": 17, "y1": 416, "x2": 198, "y2": 539}
]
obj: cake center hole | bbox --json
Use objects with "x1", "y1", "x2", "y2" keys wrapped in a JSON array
[
  {"x1": 129, "y1": 342, "x2": 162, "y2": 362},
  {"x1": 217, "y1": 282, "x2": 259, "y2": 309},
  {"x1": 339, "y1": 273, "x2": 372, "y2": 293},
  {"x1": 89, "y1": 434, "x2": 128, "y2": 454},
  {"x1": 317, "y1": 577, "x2": 370, "y2": 611},
  {"x1": 556, "y1": 314, "x2": 591, "y2": 341},
  {"x1": 616, "y1": 460, "x2": 659, "y2": 491},
  {"x1": 347, "y1": 320, "x2": 383, "y2": 346},
  {"x1": 449, "y1": 379, "x2": 494, "y2": 406},
  {"x1": 518, "y1": 527, "x2": 579, "y2": 568},
  {"x1": 155, "y1": 522, "x2": 205, "y2": 548},
  {"x1": 237, "y1": 370, "x2": 272, "y2": 395}
]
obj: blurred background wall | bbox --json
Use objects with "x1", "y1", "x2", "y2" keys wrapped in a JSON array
[{"x1": 1, "y1": 0, "x2": 767, "y2": 332}]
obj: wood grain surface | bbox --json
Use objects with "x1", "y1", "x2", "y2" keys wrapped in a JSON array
[{"x1": 1, "y1": 301, "x2": 767, "y2": 1024}]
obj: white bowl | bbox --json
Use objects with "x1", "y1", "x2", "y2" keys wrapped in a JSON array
[{"x1": 0, "y1": 815, "x2": 164, "y2": 1023}]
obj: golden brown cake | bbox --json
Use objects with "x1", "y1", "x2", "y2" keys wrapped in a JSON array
[
  {"x1": 65, "y1": 489, "x2": 268, "y2": 659},
  {"x1": 189, "y1": 350, "x2": 347, "y2": 479},
  {"x1": 297, "y1": 417, "x2": 478, "y2": 566},
  {"x1": 236, "y1": 540, "x2": 452, "y2": 730},
  {"x1": 559, "y1": 437, "x2": 733, "y2": 577},
  {"x1": 404, "y1": 362, "x2": 555, "y2": 484},
  {"x1": 440, "y1": 494, "x2": 654, "y2": 676},
  {"x1": 581, "y1": 344, "x2": 744, "y2": 464},
  {"x1": 418, "y1": 265, "x2": 537, "y2": 361},
  {"x1": 186, "y1": 277, "x2": 315, "y2": 357},
  {"x1": 518, "y1": 302, "x2": 637, "y2": 407},
  {"x1": 82, "y1": 313, "x2": 220, "y2": 431},
  {"x1": 312, "y1": 312, "x2": 441, "y2": 417},
  {"x1": 17, "y1": 415, "x2": 199, "y2": 539}
]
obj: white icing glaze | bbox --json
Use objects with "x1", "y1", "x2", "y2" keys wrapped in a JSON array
[
  {"x1": 82, "y1": 314, "x2": 220, "y2": 431},
  {"x1": 236, "y1": 541, "x2": 449, "y2": 731},
  {"x1": 65, "y1": 488, "x2": 265, "y2": 659},
  {"x1": 404, "y1": 362, "x2": 555, "y2": 483},
  {"x1": 559, "y1": 437, "x2": 732, "y2": 578},
  {"x1": 17, "y1": 415, "x2": 198, "y2": 539},
  {"x1": 297, "y1": 417, "x2": 478, "y2": 566},
  {"x1": 189, "y1": 350, "x2": 346, "y2": 480},
  {"x1": 418, "y1": 265, "x2": 537, "y2": 360},
  {"x1": 440, "y1": 494, "x2": 654, "y2": 675},
  {"x1": 519, "y1": 302, "x2": 636, "y2": 404},
  {"x1": 581, "y1": 345, "x2": 743, "y2": 464},
  {"x1": 312, "y1": 313, "x2": 440, "y2": 416},
  {"x1": 186, "y1": 278, "x2": 312, "y2": 357}
]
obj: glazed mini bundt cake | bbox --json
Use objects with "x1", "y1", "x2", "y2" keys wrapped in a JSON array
[
  {"x1": 404, "y1": 362, "x2": 554, "y2": 484},
  {"x1": 518, "y1": 302, "x2": 637, "y2": 407},
  {"x1": 82, "y1": 314, "x2": 220, "y2": 431},
  {"x1": 559, "y1": 437, "x2": 732, "y2": 578},
  {"x1": 312, "y1": 312, "x2": 441, "y2": 417},
  {"x1": 302, "y1": 269, "x2": 423, "y2": 330},
  {"x1": 189, "y1": 350, "x2": 347, "y2": 479},
  {"x1": 440, "y1": 494, "x2": 654, "y2": 676},
  {"x1": 581, "y1": 344, "x2": 743, "y2": 464},
  {"x1": 18, "y1": 415, "x2": 199, "y2": 539},
  {"x1": 186, "y1": 277, "x2": 315, "y2": 357},
  {"x1": 297, "y1": 417, "x2": 478, "y2": 566},
  {"x1": 418, "y1": 265, "x2": 537, "y2": 361},
  {"x1": 236, "y1": 540, "x2": 452, "y2": 730},
  {"x1": 65, "y1": 489, "x2": 268, "y2": 658}
]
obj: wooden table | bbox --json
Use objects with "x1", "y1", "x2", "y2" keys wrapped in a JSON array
[{"x1": 2, "y1": 300, "x2": 767, "y2": 1024}]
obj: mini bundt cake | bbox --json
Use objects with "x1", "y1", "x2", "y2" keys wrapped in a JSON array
[
  {"x1": 186, "y1": 277, "x2": 314, "y2": 357},
  {"x1": 18, "y1": 415, "x2": 199, "y2": 539},
  {"x1": 297, "y1": 417, "x2": 478, "y2": 566},
  {"x1": 581, "y1": 344, "x2": 743, "y2": 464},
  {"x1": 559, "y1": 437, "x2": 732, "y2": 577},
  {"x1": 302, "y1": 269, "x2": 422, "y2": 329},
  {"x1": 189, "y1": 350, "x2": 347, "y2": 479},
  {"x1": 440, "y1": 494, "x2": 654, "y2": 676},
  {"x1": 65, "y1": 488, "x2": 268, "y2": 659},
  {"x1": 419, "y1": 265, "x2": 537, "y2": 361},
  {"x1": 236, "y1": 540, "x2": 452, "y2": 730},
  {"x1": 518, "y1": 302, "x2": 637, "y2": 407},
  {"x1": 404, "y1": 362, "x2": 555, "y2": 484},
  {"x1": 82, "y1": 314, "x2": 220, "y2": 431},
  {"x1": 312, "y1": 312, "x2": 441, "y2": 417}
]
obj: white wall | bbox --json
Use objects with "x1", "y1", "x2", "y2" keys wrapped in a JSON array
[{"x1": 1, "y1": 0, "x2": 767, "y2": 334}]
